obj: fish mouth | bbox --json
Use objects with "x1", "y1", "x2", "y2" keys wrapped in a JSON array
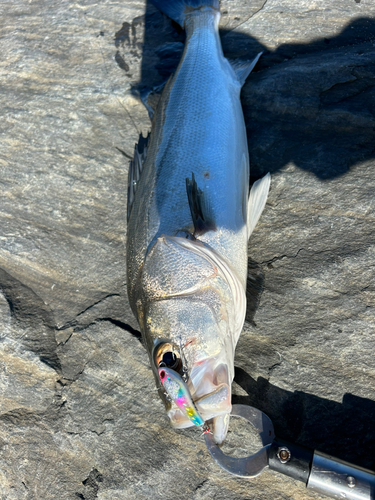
[{"x1": 167, "y1": 359, "x2": 232, "y2": 444}]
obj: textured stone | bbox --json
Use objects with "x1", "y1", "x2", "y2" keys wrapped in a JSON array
[{"x1": 0, "y1": 0, "x2": 374, "y2": 499}]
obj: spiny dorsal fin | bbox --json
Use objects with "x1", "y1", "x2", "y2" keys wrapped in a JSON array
[
  {"x1": 186, "y1": 172, "x2": 216, "y2": 237},
  {"x1": 229, "y1": 52, "x2": 263, "y2": 87},
  {"x1": 127, "y1": 133, "x2": 149, "y2": 221}
]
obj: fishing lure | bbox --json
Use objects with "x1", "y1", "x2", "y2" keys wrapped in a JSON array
[{"x1": 158, "y1": 367, "x2": 204, "y2": 427}]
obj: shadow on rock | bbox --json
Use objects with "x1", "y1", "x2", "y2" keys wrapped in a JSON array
[
  {"x1": 233, "y1": 366, "x2": 375, "y2": 471},
  {"x1": 114, "y1": 4, "x2": 375, "y2": 181}
]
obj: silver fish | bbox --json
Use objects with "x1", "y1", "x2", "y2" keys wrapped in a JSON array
[{"x1": 126, "y1": 0, "x2": 270, "y2": 444}]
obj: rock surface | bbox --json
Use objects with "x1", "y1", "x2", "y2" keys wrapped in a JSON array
[{"x1": 0, "y1": 0, "x2": 374, "y2": 499}]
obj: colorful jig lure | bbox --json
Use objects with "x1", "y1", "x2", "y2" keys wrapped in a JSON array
[{"x1": 158, "y1": 367, "x2": 204, "y2": 427}]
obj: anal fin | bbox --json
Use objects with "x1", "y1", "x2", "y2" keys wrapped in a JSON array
[
  {"x1": 127, "y1": 133, "x2": 149, "y2": 221},
  {"x1": 186, "y1": 173, "x2": 216, "y2": 237}
]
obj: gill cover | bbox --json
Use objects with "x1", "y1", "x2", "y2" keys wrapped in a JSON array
[{"x1": 141, "y1": 235, "x2": 246, "y2": 345}]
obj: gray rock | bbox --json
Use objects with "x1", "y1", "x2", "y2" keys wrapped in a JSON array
[{"x1": 0, "y1": 0, "x2": 374, "y2": 499}]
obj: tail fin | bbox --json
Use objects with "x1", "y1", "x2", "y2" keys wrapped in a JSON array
[{"x1": 150, "y1": 0, "x2": 219, "y2": 27}]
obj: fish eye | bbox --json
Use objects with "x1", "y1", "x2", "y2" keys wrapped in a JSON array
[
  {"x1": 154, "y1": 342, "x2": 182, "y2": 372},
  {"x1": 160, "y1": 351, "x2": 177, "y2": 368}
]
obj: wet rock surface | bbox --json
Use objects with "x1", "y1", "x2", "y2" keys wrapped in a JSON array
[{"x1": 0, "y1": 0, "x2": 374, "y2": 498}]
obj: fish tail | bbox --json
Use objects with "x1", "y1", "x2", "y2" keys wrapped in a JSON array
[{"x1": 150, "y1": 0, "x2": 219, "y2": 27}]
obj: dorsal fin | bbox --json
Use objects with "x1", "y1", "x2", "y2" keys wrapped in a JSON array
[
  {"x1": 127, "y1": 133, "x2": 149, "y2": 221},
  {"x1": 186, "y1": 172, "x2": 216, "y2": 236}
]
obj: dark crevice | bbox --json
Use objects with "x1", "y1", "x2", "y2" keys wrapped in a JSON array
[
  {"x1": 83, "y1": 468, "x2": 103, "y2": 487},
  {"x1": 224, "y1": 0, "x2": 268, "y2": 34},
  {"x1": 78, "y1": 468, "x2": 103, "y2": 500},
  {"x1": 97, "y1": 318, "x2": 142, "y2": 340},
  {"x1": 56, "y1": 293, "x2": 121, "y2": 331},
  {"x1": 39, "y1": 355, "x2": 62, "y2": 371},
  {"x1": 194, "y1": 479, "x2": 208, "y2": 491},
  {"x1": 268, "y1": 361, "x2": 282, "y2": 374},
  {"x1": 115, "y1": 146, "x2": 133, "y2": 160},
  {"x1": 59, "y1": 331, "x2": 73, "y2": 346},
  {"x1": 56, "y1": 378, "x2": 74, "y2": 388},
  {"x1": 75, "y1": 364, "x2": 87, "y2": 378},
  {"x1": 261, "y1": 248, "x2": 305, "y2": 265},
  {"x1": 64, "y1": 317, "x2": 142, "y2": 341},
  {"x1": 74, "y1": 293, "x2": 121, "y2": 319}
]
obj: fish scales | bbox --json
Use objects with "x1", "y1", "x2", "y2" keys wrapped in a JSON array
[
  {"x1": 126, "y1": 0, "x2": 270, "y2": 444},
  {"x1": 127, "y1": 9, "x2": 248, "y2": 292}
]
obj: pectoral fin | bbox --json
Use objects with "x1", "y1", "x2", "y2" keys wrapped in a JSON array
[
  {"x1": 247, "y1": 172, "x2": 271, "y2": 239},
  {"x1": 186, "y1": 173, "x2": 216, "y2": 237}
]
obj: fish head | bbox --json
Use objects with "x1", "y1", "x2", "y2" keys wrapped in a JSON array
[
  {"x1": 140, "y1": 236, "x2": 246, "y2": 444},
  {"x1": 148, "y1": 297, "x2": 233, "y2": 443}
]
